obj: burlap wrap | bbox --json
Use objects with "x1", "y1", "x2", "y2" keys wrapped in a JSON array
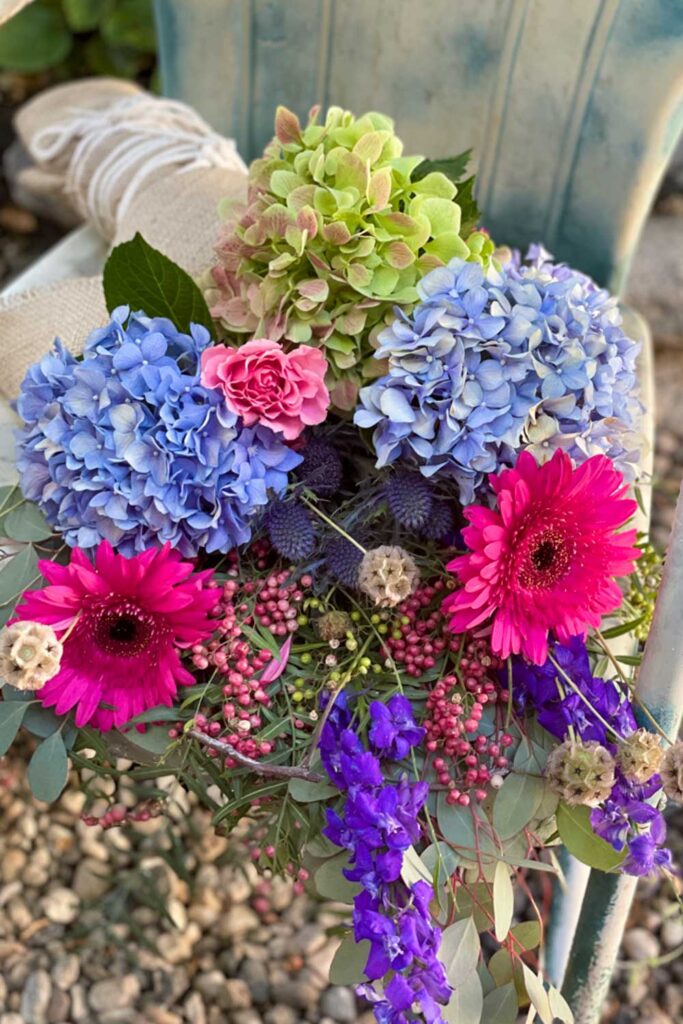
[{"x1": 0, "y1": 78, "x2": 248, "y2": 398}]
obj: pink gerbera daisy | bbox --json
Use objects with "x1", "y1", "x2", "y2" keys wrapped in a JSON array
[
  {"x1": 14, "y1": 541, "x2": 217, "y2": 731},
  {"x1": 442, "y1": 450, "x2": 640, "y2": 665}
]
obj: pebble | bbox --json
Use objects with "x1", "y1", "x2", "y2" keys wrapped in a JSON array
[
  {"x1": 660, "y1": 918, "x2": 683, "y2": 950},
  {"x1": 88, "y1": 976, "x2": 141, "y2": 1013},
  {"x1": 51, "y1": 953, "x2": 80, "y2": 991},
  {"x1": 157, "y1": 924, "x2": 201, "y2": 965},
  {"x1": 219, "y1": 905, "x2": 260, "y2": 940},
  {"x1": 320, "y1": 987, "x2": 357, "y2": 1022},
  {"x1": 19, "y1": 970, "x2": 52, "y2": 1024},
  {"x1": 623, "y1": 928, "x2": 661, "y2": 962},
  {"x1": 40, "y1": 886, "x2": 79, "y2": 924},
  {"x1": 72, "y1": 857, "x2": 111, "y2": 900}
]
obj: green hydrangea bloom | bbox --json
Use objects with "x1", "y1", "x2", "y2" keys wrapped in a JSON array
[{"x1": 204, "y1": 105, "x2": 492, "y2": 409}]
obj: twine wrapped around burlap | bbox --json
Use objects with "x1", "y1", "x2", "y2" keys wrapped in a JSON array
[{"x1": 0, "y1": 78, "x2": 248, "y2": 399}]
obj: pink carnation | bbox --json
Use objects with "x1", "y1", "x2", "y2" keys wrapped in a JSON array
[
  {"x1": 14, "y1": 542, "x2": 216, "y2": 731},
  {"x1": 442, "y1": 450, "x2": 640, "y2": 665},
  {"x1": 201, "y1": 338, "x2": 330, "y2": 440}
]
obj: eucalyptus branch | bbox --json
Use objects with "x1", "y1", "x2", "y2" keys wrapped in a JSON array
[{"x1": 188, "y1": 729, "x2": 323, "y2": 782}]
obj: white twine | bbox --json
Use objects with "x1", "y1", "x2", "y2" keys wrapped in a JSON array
[{"x1": 30, "y1": 94, "x2": 248, "y2": 238}]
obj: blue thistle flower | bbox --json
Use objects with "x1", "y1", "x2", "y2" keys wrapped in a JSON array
[
  {"x1": 325, "y1": 534, "x2": 364, "y2": 587},
  {"x1": 266, "y1": 501, "x2": 315, "y2": 561},
  {"x1": 385, "y1": 470, "x2": 434, "y2": 529},
  {"x1": 296, "y1": 436, "x2": 343, "y2": 497},
  {"x1": 420, "y1": 501, "x2": 454, "y2": 541}
]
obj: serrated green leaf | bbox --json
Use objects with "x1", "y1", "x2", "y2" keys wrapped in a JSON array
[
  {"x1": 0, "y1": 701, "x2": 28, "y2": 755},
  {"x1": 3, "y1": 502, "x2": 52, "y2": 542},
  {"x1": 493, "y1": 861, "x2": 514, "y2": 942},
  {"x1": 329, "y1": 935, "x2": 370, "y2": 985},
  {"x1": 492, "y1": 772, "x2": 545, "y2": 839},
  {"x1": 481, "y1": 983, "x2": 518, "y2": 1024},
  {"x1": 103, "y1": 233, "x2": 214, "y2": 335},
  {"x1": 27, "y1": 731, "x2": 69, "y2": 803},
  {"x1": 412, "y1": 151, "x2": 473, "y2": 185},
  {"x1": 0, "y1": 544, "x2": 39, "y2": 608},
  {"x1": 556, "y1": 803, "x2": 625, "y2": 872},
  {"x1": 0, "y1": 4, "x2": 72, "y2": 73},
  {"x1": 314, "y1": 851, "x2": 360, "y2": 903},
  {"x1": 457, "y1": 176, "x2": 482, "y2": 236}
]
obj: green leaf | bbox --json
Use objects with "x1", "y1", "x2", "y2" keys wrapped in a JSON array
[
  {"x1": 511, "y1": 921, "x2": 542, "y2": 951},
  {"x1": 22, "y1": 704, "x2": 67, "y2": 739},
  {"x1": 481, "y1": 983, "x2": 518, "y2": 1024},
  {"x1": 3, "y1": 502, "x2": 52, "y2": 542},
  {"x1": 548, "y1": 984, "x2": 574, "y2": 1023},
  {"x1": 288, "y1": 775, "x2": 338, "y2": 802},
  {"x1": 521, "y1": 965, "x2": 553, "y2": 1024},
  {"x1": 0, "y1": 544, "x2": 39, "y2": 608},
  {"x1": 314, "y1": 852, "x2": 361, "y2": 904},
  {"x1": 101, "y1": 0, "x2": 156, "y2": 52},
  {"x1": 437, "y1": 794, "x2": 499, "y2": 858},
  {"x1": 0, "y1": 701, "x2": 28, "y2": 755},
  {"x1": 412, "y1": 151, "x2": 473, "y2": 185},
  {"x1": 443, "y1": 969, "x2": 483, "y2": 1024},
  {"x1": 103, "y1": 233, "x2": 214, "y2": 336},
  {"x1": 556, "y1": 803, "x2": 625, "y2": 872},
  {"x1": 401, "y1": 846, "x2": 434, "y2": 888},
  {"x1": 27, "y1": 731, "x2": 69, "y2": 803},
  {"x1": 121, "y1": 725, "x2": 172, "y2": 756},
  {"x1": 123, "y1": 706, "x2": 182, "y2": 727},
  {"x1": 457, "y1": 176, "x2": 482, "y2": 236},
  {"x1": 0, "y1": 4, "x2": 72, "y2": 73},
  {"x1": 492, "y1": 773, "x2": 545, "y2": 839},
  {"x1": 329, "y1": 935, "x2": 370, "y2": 985},
  {"x1": 493, "y1": 862, "x2": 514, "y2": 942},
  {"x1": 63, "y1": 0, "x2": 107, "y2": 31},
  {"x1": 440, "y1": 917, "x2": 480, "y2": 982}
]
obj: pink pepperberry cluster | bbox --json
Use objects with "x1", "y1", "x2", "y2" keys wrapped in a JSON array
[
  {"x1": 81, "y1": 799, "x2": 163, "y2": 830},
  {"x1": 382, "y1": 580, "x2": 452, "y2": 678},
  {"x1": 424, "y1": 638, "x2": 514, "y2": 805}
]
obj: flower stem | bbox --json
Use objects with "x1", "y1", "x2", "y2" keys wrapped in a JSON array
[
  {"x1": 188, "y1": 728, "x2": 323, "y2": 782},
  {"x1": 300, "y1": 497, "x2": 367, "y2": 554}
]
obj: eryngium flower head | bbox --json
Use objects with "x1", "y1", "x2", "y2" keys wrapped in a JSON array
[
  {"x1": 266, "y1": 500, "x2": 315, "y2": 561},
  {"x1": 325, "y1": 533, "x2": 366, "y2": 588},
  {"x1": 0, "y1": 621, "x2": 62, "y2": 691},
  {"x1": 617, "y1": 729, "x2": 663, "y2": 783},
  {"x1": 660, "y1": 742, "x2": 683, "y2": 803},
  {"x1": 385, "y1": 470, "x2": 434, "y2": 529},
  {"x1": 355, "y1": 247, "x2": 641, "y2": 503},
  {"x1": 206, "y1": 105, "x2": 491, "y2": 410},
  {"x1": 16, "y1": 308, "x2": 301, "y2": 557},
  {"x1": 316, "y1": 610, "x2": 353, "y2": 642},
  {"x1": 546, "y1": 738, "x2": 616, "y2": 806},
  {"x1": 295, "y1": 437, "x2": 343, "y2": 497},
  {"x1": 420, "y1": 500, "x2": 454, "y2": 541},
  {"x1": 358, "y1": 545, "x2": 420, "y2": 608}
]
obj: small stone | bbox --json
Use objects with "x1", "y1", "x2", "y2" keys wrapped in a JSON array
[
  {"x1": 51, "y1": 954, "x2": 80, "y2": 991},
  {"x1": 320, "y1": 988, "x2": 356, "y2": 1023},
  {"x1": 183, "y1": 992, "x2": 207, "y2": 1024},
  {"x1": 70, "y1": 984, "x2": 89, "y2": 1022},
  {"x1": 0, "y1": 1015, "x2": 26, "y2": 1024},
  {"x1": 88, "y1": 976, "x2": 141, "y2": 1014},
  {"x1": 41, "y1": 887, "x2": 79, "y2": 925},
  {"x1": 219, "y1": 905, "x2": 259, "y2": 941},
  {"x1": 623, "y1": 927, "x2": 660, "y2": 961},
  {"x1": 238, "y1": 960, "x2": 269, "y2": 1004},
  {"x1": 223, "y1": 979, "x2": 252, "y2": 1010},
  {"x1": 46, "y1": 988, "x2": 70, "y2": 1023},
  {"x1": 264, "y1": 1008, "x2": 297, "y2": 1024},
  {"x1": 661, "y1": 918, "x2": 683, "y2": 949},
  {"x1": 232, "y1": 1012, "x2": 263, "y2": 1024},
  {"x1": 0, "y1": 205, "x2": 38, "y2": 234},
  {"x1": 295, "y1": 925, "x2": 326, "y2": 956},
  {"x1": 20, "y1": 970, "x2": 52, "y2": 1024},
  {"x1": 72, "y1": 858, "x2": 111, "y2": 900},
  {"x1": 1, "y1": 850, "x2": 27, "y2": 884},
  {"x1": 269, "y1": 977, "x2": 320, "y2": 1011},
  {"x1": 157, "y1": 923, "x2": 201, "y2": 964}
]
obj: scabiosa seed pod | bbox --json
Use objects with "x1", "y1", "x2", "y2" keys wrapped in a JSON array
[
  {"x1": 325, "y1": 535, "x2": 365, "y2": 588},
  {"x1": 296, "y1": 437, "x2": 343, "y2": 497},
  {"x1": 266, "y1": 501, "x2": 315, "y2": 561},
  {"x1": 358, "y1": 545, "x2": 420, "y2": 608},
  {"x1": 385, "y1": 470, "x2": 434, "y2": 529},
  {"x1": 660, "y1": 742, "x2": 683, "y2": 803},
  {"x1": 0, "y1": 621, "x2": 63, "y2": 691},
  {"x1": 545, "y1": 738, "x2": 616, "y2": 807},
  {"x1": 617, "y1": 728, "x2": 664, "y2": 783},
  {"x1": 420, "y1": 500, "x2": 454, "y2": 541},
  {"x1": 316, "y1": 610, "x2": 353, "y2": 642}
]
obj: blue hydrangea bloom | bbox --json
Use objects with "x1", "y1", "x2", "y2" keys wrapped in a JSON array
[
  {"x1": 355, "y1": 247, "x2": 642, "y2": 503},
  {"x1": 16, "y1": 307, "x2": 301, "y2": 556}
]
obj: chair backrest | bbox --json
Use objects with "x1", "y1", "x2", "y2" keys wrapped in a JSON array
[{"x1": 153, "y1": 0, "x2": 683, "y2": 293}]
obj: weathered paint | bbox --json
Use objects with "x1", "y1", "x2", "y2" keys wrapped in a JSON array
[{"x1": 153, "y1": 0, "x2": 683, "y2": 292}]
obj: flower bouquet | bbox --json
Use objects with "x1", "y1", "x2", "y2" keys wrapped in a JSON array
[{"x1": 1, "y1": 102, "x2": 681, "y2": 1024}]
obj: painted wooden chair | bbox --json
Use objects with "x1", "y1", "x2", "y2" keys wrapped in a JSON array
[{"x1": 2, "y1": 2, "x2": 683, "y2": 1021}]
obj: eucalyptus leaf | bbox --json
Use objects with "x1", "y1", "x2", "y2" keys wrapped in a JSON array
[
  {"x1": 492, "y1": 861, "x2": 514, "y2": 942},
  {"x1": 481, "y1": 983, "x2": 518, "y2": 1024},
  {"x1": 103, "y1": 234, "x2": 214, "y2": 335},
  {"x1": 548, "y1": 984, "x2": 575, "y2": 1023},
  {"x1": 314, "y1": 852, "x2": 361, "y2": 904},
  {"x1": 27, "y1": 731, "x2": 69, "y2": 803},
  {"x1": 440, "y1": 916, "x2": 480, "y2": 983},
  {"x1": 492, "y1": 773, "x2": 545, "y2": 839},
  {"x1": 511, "y1": 921, "x2": 542, "y2": 951},
  {"x1": 123, "y1": 706, "x2": 183, "y2": 727},
  {"x1": 0, "y1": 544, "x2": 39, "y2": 608},
  {"x1": 401, "y1": 845, "x2": 434, "y2": 888},
  {"x1": 22, "y1": 704, "x2": 68, "y2": 740},
  {"x1": 556, "y1": 803, "x2": 625, "y2": 872},
  {"x1": 3, "y1": 502, "x2": 52, "y2": 542},
  {"x1": 288, "y1": 775, "x2": 338, "y2": 803},
  {"x1": 328, "y1": 935, "x2": 370, "y2": 985},
  {"x1": 437, "y1": 794, "x2": 498, "y2": 858},
  {"x1": 443, "y1": 969, "x2": 483, "y2": 1024},
  {"x1": 0, "y1": 701, "x2": 28, "y2": 755},
  {"x1": 521, "y1": 965, "x2": 553, "y2": 1024}
]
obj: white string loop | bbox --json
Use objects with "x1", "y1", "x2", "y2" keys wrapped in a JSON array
[{"x1": 30, "y1": 94, "x2": 247, "y2": 238}]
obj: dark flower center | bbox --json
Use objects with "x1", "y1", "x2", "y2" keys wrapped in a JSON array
[
  {"x1": 518, "y1": 526, "x2": 575, "y2": 590},
  {"x1": 531, "y1": 539, "x2": 557, "y2": 571},
  {"x1": 89, "y1": 599, "x2": 162, "y2": 658}
]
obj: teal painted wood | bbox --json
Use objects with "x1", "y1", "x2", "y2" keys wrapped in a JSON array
[{"x1": 153, "y1": 0, "x2": 683, "y2": 292}]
